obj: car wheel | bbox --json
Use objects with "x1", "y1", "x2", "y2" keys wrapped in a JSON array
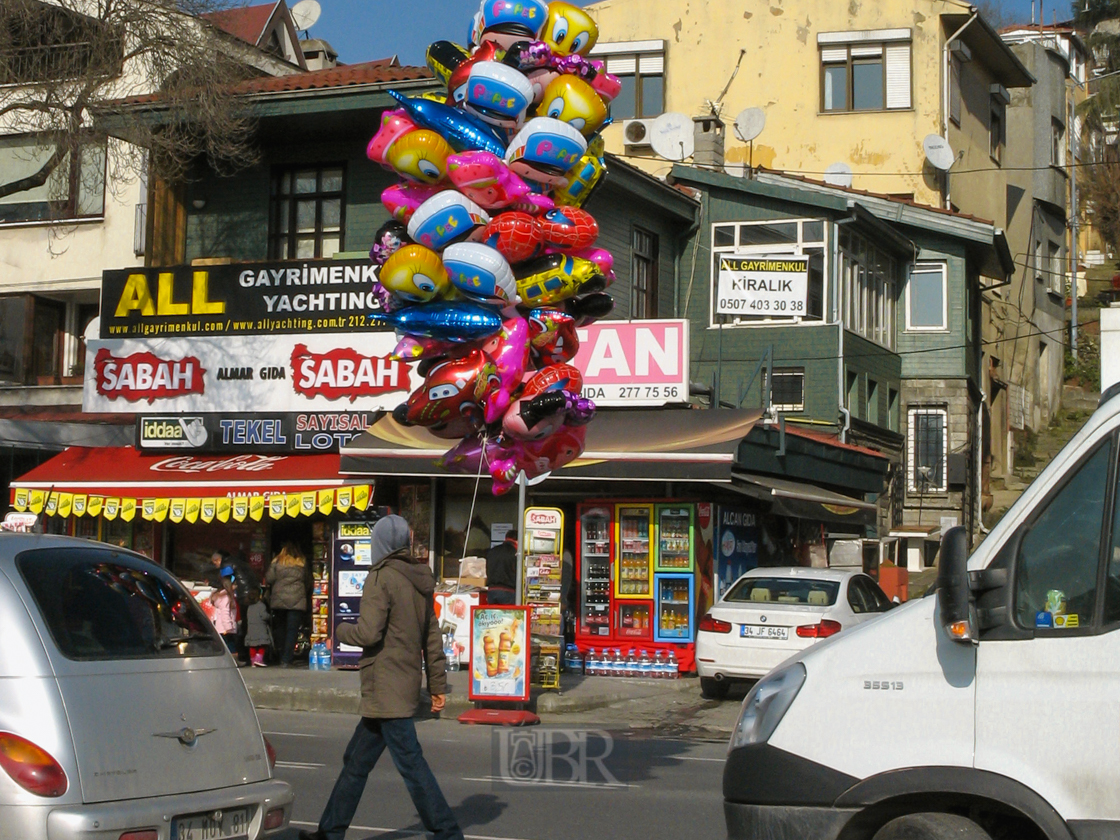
[
  {"x1": 700, "y1": 677, "x2": 730, "y2": 700},
  {"x1": 873, "y1": 813, "x2": 992, "y2": 840}
]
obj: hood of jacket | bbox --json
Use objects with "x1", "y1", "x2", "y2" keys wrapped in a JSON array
[
  {"x1": 382, "y1": 554, "x2": 436, "y2": 598},
  {"x1": 370, "y1": 514, "x2": 411, "y2": 565}
]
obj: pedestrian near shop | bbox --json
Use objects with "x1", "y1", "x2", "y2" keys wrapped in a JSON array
[
  {"x1": 299, "y1": 515, "x2": 463, "y2": 840},
  {"x1": 266, "y1": 542, "x2": 310, "y2": 667},
  {"x1": 244, "y1": 587, "x2": 272, "y2": 667},
  {"x1": 210, "y1": 566, "x2": 239, "y2": 654},
  {"x1": 485, "y1": 529, "x2": 518, "y2": 605}
]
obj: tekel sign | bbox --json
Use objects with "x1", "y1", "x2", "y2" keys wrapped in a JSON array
[
  {"x1": 573, "y1": 319, "x2": 689, "y2": 407},
  {"x1": 84, "y1": 333, "x2": 420, "y2": 414},
  {"x1": 99, "y1": 261, "x2": 388, "y2": 339},
  {"x1": 716, "y1": 255, "x2": 809, "y2": 317},
  {"x1": 137, "y1": 413, "x2": 380, "y2": 453}
]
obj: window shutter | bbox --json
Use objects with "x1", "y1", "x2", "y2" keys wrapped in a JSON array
[
  {"x1": 850, "y1": 44, "x2": 882, "y2": 58},
  {"x1": 639, "y1": 54, "x2": 664, "y2": 74},
  {"x1": 821, "y1": 47, "x2": 847, "y2": 63},
  {"x1": 885, "y1": 44, "x2": 911, "y2": 109},
  {"x1": 607, "y1": 56, "x2": 636, "y2": 74}
]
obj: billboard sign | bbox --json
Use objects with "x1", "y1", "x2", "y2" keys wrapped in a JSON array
[
  {"x1": 716, "y1": 255, "x2": 808, "y2": 317},
  {"x1": 137, "y1": 412, "x2": 380, "y2": 453},
  {"x1": 573, "y1": 319, "x2": 689, "y2": 407}
]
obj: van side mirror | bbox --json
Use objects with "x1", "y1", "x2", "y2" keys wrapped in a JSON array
[{"x1": 937, "y1": 526, "x2": 976, "y2": 644}]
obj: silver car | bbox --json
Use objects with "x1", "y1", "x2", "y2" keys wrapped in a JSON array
[{"x1": 0, "y1": 534, "x2": 293, "y2": 840}]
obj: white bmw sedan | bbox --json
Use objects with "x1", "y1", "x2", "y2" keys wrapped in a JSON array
[{"x1": 695, "y1": 566, "x2": 894, "y2": 699}]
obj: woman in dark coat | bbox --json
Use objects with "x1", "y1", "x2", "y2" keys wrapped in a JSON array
[{"x1": 265, "y1": 542, "x2": 310, "y2": 666}]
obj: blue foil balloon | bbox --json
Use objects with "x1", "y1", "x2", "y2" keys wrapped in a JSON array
[
  {"x1": 368, "y1": 301, "x2": 503, "y2": 343},
  {"x1": 388, "y1": 91, "x2": 507, "y2": 158}
]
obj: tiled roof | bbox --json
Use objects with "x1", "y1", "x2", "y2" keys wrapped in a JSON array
[
  {"x1": 203, "y1": 2, "x2": 279, "y2": 46},
  {"x1": 229, "y1": 60, "x2": 432, "y2": 95},
  {"x1": 779, "y1": 424, "x2": 890, "y2": 460}
]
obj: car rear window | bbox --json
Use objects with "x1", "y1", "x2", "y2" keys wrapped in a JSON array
[
  {"x1": 18, "y1": 547, "x2": 225, "y2": 660},
  {"x1": 723, "y1": 576, "x2": 840, "y2": 606}
]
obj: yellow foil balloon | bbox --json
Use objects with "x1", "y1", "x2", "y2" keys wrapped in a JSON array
[
  {"x1": 537, "y1": 74, "x2": 607, "y2": 135},
  {"x1": 554, "y1": 137, "x2": 606, "y2": 207},
  {"x1": 515, "y1": 254, "x2": 603, "y2": 307},
  {"x1": 380, "y1": 245, "x2": 450, "y2": 303},
  {"x1": 386, "y1": 129, "x2": 454, "y2": 184},
  {"x1": 542, "y1": 2, "x2": 599, "y2": 56}
]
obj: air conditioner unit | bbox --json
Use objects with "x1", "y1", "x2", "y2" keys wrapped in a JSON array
[{"x1": 623, "y1": 118, "x2": 656, "y2": 147}]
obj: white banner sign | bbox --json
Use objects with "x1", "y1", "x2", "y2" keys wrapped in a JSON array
[
  {"x1": 716, "y1": 254, "x2": 809, "y2": 317},
  {"x1": 572, "y1": 319, "x2": 689, "y2": 407}
]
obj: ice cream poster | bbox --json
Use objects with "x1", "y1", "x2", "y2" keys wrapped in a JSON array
[{"x1": 468, "y1": 606, "x2": 530, "y2": 702}]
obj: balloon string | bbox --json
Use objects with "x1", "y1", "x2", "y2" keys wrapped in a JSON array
[{"x1": 456, "y1": 433, "x2": 489, "y2": 594}]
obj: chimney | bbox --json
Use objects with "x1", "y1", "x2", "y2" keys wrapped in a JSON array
[
  {"x1": 302, "y1": 38, "x2": 338, "y2": 71},
  {"x1": 693, "y1": 114, "x2": 724, "y2": 169}
]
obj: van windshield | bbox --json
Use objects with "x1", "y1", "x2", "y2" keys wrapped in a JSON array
[
  {"x1": 18, "y1": 547, "x2": 225, "y2": 660},
  {"x1": 724, "y1": 577, "x2": 840, "y2": 606}
]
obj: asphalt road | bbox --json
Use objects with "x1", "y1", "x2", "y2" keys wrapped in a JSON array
[{"x1": 262, "y1": 707, "x2": 732, "y2": 840}]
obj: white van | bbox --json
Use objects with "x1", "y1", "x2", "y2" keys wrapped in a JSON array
[{"x1": 724, "y1": 384, "x2": 1120, "y2": 840}]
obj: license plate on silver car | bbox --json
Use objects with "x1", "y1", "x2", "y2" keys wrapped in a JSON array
[
  {"x1": 172, "y1": 807, "x2": 251, "y2": 840},
  {"x1": 740, "y1": 624, "x2": 789, "y2": 640}
]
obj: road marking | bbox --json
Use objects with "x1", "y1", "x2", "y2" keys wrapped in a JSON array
[
  {"x1": 675, "y1": 756, "x2": 724, "y2": 762},
  {"x1": 291, "y1": 819, "x2": 531, "y2": 840},
  {"x1": 461, "y1": 775, "x2": 634, "y2": 790},
  {"x1": 263, "y1": 731, "x2": 318, "y2": 737},
  {"x1": 275, "y1": 761, "x2": 325, "y2": 769}
]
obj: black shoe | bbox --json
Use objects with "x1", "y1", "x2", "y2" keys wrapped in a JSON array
[{"x1": 298, "y1": 831, "x2": 326, "y2": 840}]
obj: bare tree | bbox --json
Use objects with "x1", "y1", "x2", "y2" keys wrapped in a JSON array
[
  {"x1": 0, "y1": 0, "x2": 280, "y2": 221},
  {"x1": 974, "y1": 0, "x2": 1015, "y2": 29}
]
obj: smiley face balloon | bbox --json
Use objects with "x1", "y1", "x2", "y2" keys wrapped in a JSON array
[
  {"x1": 537, "y1": 75, "x2": 607, "y2": 136},
  {"x1": 385, "y1": 129, "x2": 454, "y2": 184},
  {"x1": 541, "y1": 2, "x2": 599, "y2": 56}
]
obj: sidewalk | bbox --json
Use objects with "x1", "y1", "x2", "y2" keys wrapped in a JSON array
[{"x1": 241, "y1": 664, "x2": 700, "y2": 718}]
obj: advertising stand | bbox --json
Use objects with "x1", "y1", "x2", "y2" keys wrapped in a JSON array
[
  {"x1": 522, "y1": 507, "x2": 564, "y2": 690},
  {"x1": 459, "y1": 605, "x2": 538, "y2": 726},
  {"x1": 331, "y1": 521, "x2": 374, "y2": 667}
]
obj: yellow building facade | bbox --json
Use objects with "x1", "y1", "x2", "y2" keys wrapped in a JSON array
[{"x1": 588, "y1": 0, "x2": 1032, "y2": 227}]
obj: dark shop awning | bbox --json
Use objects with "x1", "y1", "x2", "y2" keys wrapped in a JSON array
[
  {"x1": 729, "y1": 471, "x2": 878, "y2": 527},
  {"x1": 340, "y1": 409, "x2": 761, "y2": 483}
]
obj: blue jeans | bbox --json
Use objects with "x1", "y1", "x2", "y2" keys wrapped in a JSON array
[
  {"x1": 317, "y1": 717, "x2": 464, "y2": 840},
  {"x1": 272, "y1": 608, "x2": 305, "y2": 664}
]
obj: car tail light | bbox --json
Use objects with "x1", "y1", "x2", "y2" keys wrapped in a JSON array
[
  {"x1": 263, "y1": 807, "x2": 286, "y2": 830},
  {"x1": 264, "y1": 735, "x2": 277, "y2": 769},
  {"x1": 796, "y1": 619, "x2": 842, "y2": 638},
  {"x1": 698, "y1": 614, "x2": 732, "y2": 634},
  {"x1": 0, "y1": 732, "x2": 68, "y2": 797},
  {"x1": 119, "y1": 831, "x2": 158, "y2": 840}
]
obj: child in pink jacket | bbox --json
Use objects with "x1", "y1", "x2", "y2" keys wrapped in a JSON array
[{"x1": 210, "y1": 567, "x2": 239, "y2": 653}]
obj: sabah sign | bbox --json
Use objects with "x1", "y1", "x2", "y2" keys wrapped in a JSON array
[
  {"x1": 716, "y1": 255, "x2": 808, "y2": 317},
  {"x1": 573, "y1": 319, "x2": 689, "y2": 407},
  {"x1": 137, "y1": 413, "x2": 379, "y2": 453},
  {"x1": 84, "y1": 333, "x2": 420, "y2": 414},
  {"x1": 99, "y1": 261, "x2": 388, "y2": 339}
]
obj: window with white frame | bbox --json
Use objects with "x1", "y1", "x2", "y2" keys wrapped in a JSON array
[
  {"x1": 908, "y1": 407, "x2": 947, "y2": 492},
  {"x1": 763, "y1": 367, "x2": 805, "y2": 412},
  {"x1": 838, "y1": 228, "x2": 898, "y2": 350},
  {"x1": 590, "y1": 40, "x2": 664, "y2": 120},
  {"x1": 906, "y1": 262, "x2": 947, "y2": 331},
  {"x1": 819, "y1": 29, "x2": 911, "y2": 113},
  {"x1": 710, "y1": 219, "x2": 825, "y2": 327}
]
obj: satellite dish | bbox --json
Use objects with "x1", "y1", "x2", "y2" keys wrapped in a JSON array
[
  {"x1": 823, "y1": 162, "x2": 853, "y2": 188},
  {"x1": 649, "y1": 112, "x2": 694, "y2": 162},
  {"x1": 291, "y1": 0, "x2": 321, "y2": 33},
  {"x1": 923, "y1": 134, "x2": 956, "y2": 171},
  {"x1": 733, "y1": 107, "x2": 766, "y2": 143}
]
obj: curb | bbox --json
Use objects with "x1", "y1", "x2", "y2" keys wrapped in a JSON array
[{"x1": 248, "y1": 676, "x2": 699, "y2": 717}]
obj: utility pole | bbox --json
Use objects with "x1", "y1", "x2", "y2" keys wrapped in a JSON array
[{"x1": 1070, "y1": 79, "x2": 1079, "y2": 359}]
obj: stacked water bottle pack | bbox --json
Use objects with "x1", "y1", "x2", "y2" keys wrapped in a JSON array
[
  {"x1": 309, "y1": 641, "x2": 333, "y2": 671},
  {"x1": 582, "y1": 647, "x2": 678, "y2": 679}
]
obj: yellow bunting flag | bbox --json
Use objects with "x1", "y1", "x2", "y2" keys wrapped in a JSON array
[
  {"x1": 231, "y1": 497, "x2": 248, "y2": 522},
  {"x1": 217, "y1": 498, "x2": 232, "y2": 522},
  {"x1": 269, "y1": 495, "x2": 286, "y2": 519},
  {"x1": 249, "y1": 496, "x2": 265, "y2": 521},
  {"x1": 13, "y1": 488, "x2": 28, "y2": 511},
  {"x1": 142, "y1": 499, "x2": 156, "y2": 520},
  {"x1": 87, "y1": 496, "x2": 103, "y2": 517},
  {"x1": 201, "y1": 498, "x2": 216, "y2": 523},
  {"x1": 56, "y1": 493, "x2": 73, "y2": 518},
  {"x1": 336, "y1": 486, "x2": 353, "y2": 513},
  {"x1": 353, "y1": 484, "x2": 370, "y2": 512},
  {"x1": 169, "y1": 498, "x2": 186, "y2": 523},
  {"x1": 28, "y1": 489, "x2": 45, "y2": 514},
  {"x1": 286, "y1": 493, "x2": 302, "y2": 518},
  {"x1": 103, "y1": 498, "x2": 120, "y2": 520},
  {"x1": 152, "y1": 498, "x2": 169, "y2": 522},
  {"x1": 44, "y1": 494, "x2": 59, "y2": 516},
  {"x1": 121, "y1": 498, "x2": 137, "y2": 522},
  {"x1": 318, "y1": 489, "x2": 334, "y2": 516},
  {"x1": 71, "y1": 494, "x2": 87, "y2": 517},
  {"x1": 185, "y1": 498, "x2": 200, "y2": 523},
  {"x1": 301, "y1": 491, "x2": 317, "y2": 517}
]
